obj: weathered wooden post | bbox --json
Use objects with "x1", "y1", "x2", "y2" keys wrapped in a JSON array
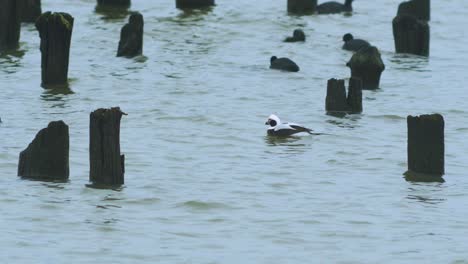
[
  {"x1": 35, "y1": 12, "x2": 74, "y2": 88},
  {"x1": 326, "y1": 77, "x2": 363, "y2": 114},
  {"x1": 0, "y1": 0, "x2": 21, "y2": 50},
  {"x1": 288, "y1": 0, "x2": 317, "y2": 14},
  {"x1": 176, "y1": 0, "x2": 215, "y2": 9},
  {"x1": 397, "y1": 0, "x2": 430, "y2": 21},
  {"x1": 405, "y1": 114, "x2": 444, "y2": 181},
  {"x1": 117, "y1": 12, "x2": 143, "y2": 58},
  {"x1": 393, "y1": 15, "x2": 430, "y2": 56},
  {"x1": 347, "y1": 77, "x2": 363, "y2": 113},
  {"x1": 89, "y1": 107, "x2": 126, "y2": 187},
  {"x1": 346, "y1": 46, "x2": 385, "y2": 90},
  {"x1": 17, "y1": 0, "x2": 42, "y2": 23},
  {"x1": 18, "y1": 121, "x2": 69, "y2": 181},
  {"x1": 97, "y1": 0, "x2": 130, "y2": 8},
  {"x1": 325, "y1": 79, "x2": 348, "y2": 113}
]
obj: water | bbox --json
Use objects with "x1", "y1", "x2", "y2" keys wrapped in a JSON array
[{"x1": 1, "y1": 0, "x2": 468, "y2": 263}]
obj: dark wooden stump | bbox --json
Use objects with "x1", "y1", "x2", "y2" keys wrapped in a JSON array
[
  {"x1": 325, "y1": 79, "x2": 348, "y2": 113},
  {"x1": 393, "y1": 15, "x2": 430, "y2": 56},
  {"x1": 397, "y1": 0, "x2": 430, "y2": 21},
  {"x1": 18, "y1": 121, "x2": 69, "y2": 181},
  {"x1": 347, "y1": 77, "x2": 363, "y2": 113},
  {"x1": 288, "y1": 0, "x2": 317, "y2": 14},
  {"x1": 89, "y1": 107, "x2": 126, "y2": 187},
  {"x1": 406, "y1": 114, "x2": 444, "y2": 179},
  {"x1": 17, "y1": 0, "x2": 42, "y2": 23},
  {"x1": 346, "y1": 46, "x2": 385, "y2": 90},
  {"x1": 117, "y1": 12, "x2": 143, "y2": 58},
  {"x1": 0, "y1": 0, "x2": 21, "y2": 50},
  {"x1": 176, "y1": 0, "x2": 215, "y2": 9},
  {"x1": 36, "y1": 12, "x2": 74, "y2": 88}
]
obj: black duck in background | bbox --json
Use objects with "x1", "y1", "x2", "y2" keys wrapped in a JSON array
[
  {"x1": 270, "y1": 56, "x2": 300, "y2": 72},
  {"x1": 342, "y1": 33, "x2": 370, "y2": 52},
  {"x1": 317, "y1": 0, "x2": 353, "y2": 14},
  {"x1": 284, "y1": 29, "x2": 306, "y2": 42}
]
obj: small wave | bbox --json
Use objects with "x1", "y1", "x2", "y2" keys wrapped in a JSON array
[{"x1": 177, "y1": 200, "x2": 230, "y2": 210}]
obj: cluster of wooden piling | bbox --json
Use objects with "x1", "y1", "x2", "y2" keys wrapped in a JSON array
[
  {"x1": 5, "y1": 0, "x2": 446, "y2": 183},
  {"x1": 18, "y1": 108, "x2": 126, "y2": 187}
]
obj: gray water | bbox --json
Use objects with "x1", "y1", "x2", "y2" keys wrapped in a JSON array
[{"x1": 1, "y1": 0, "x2": 468, "y2": 263}]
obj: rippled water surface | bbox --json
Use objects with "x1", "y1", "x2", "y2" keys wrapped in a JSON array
[{"x1": 1, "y1": 0, "x2": 468, "y2": 263}]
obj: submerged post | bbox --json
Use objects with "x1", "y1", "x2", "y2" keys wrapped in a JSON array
[
  {"x1": 36, "y1": 12, "x2": 74, "y2": 88},
  {"x1": 393, "y1": 15, "x2": 430, "y2": 56},
  {"x1": 18, "y1": 0, "x2": 42, "y2": 23},
  {"x1": 18, "y1": 121, "x2": 69, "y2": 181},
  {"x1": 347, "y1": 77, "x2": 363, "y2": 113},
  {"x1": 89, "y1": 107, "x2": 126, "y2": 187},
  {"x1": 117, "y1": 12, "x2": 143, "y2": 58},
  {"x1": 325, "y1": 79, "x2": 348, "y2": 113},
  {"x1": 406, "y1": 114, "x2": 444, "y2": 180},
  {"x1": 176, "y1": 0, "x2": 215, "y2": 9},
  {"x1": 397, "y1": 0, "x2": 430, "y2": 21},
  {"x1": 0, "y1": 0, "x2": 21, "y2": 50},
  {"x1": 346, "y1": 46, "x2": 385, "y2": 90},
  {"x1": 288, "y1": 0, "x2": 317, "y2": 14}
]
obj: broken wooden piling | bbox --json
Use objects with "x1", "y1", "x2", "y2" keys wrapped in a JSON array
[
  {"x1": 35, "y1": 12, "x2": 74, "y2": 88},
  {"x1": 176, "y1": 0, "x2": 215, "y2": 9},
  {"x1": 346, "y1": 46, "x2": 385, "y2": 90},
  {"x1": 117, "y1": 12, "x2": 143, "y2": 58},
  {"x1": 288, "y1": 0, "x2": 317, "y2": 15},
  {"x1": 89, "y1": 107, "x2": 126, "y2": 187},
  {"x1": 326, "y1": 77, "x2": 363, "y2": 114},
  {"x1": 18, "y1": 0, "x2": 42, "y2": 23},
  {"x1": 0, "y1": 0, "x2": 21, "y2": 51},
  {"x1": 18, "y1": 121, "x2": 69, "y2": 181},
  {"x1": 393, "y1": 14, "x2": 430, "y2": 56},
  {"x1": 397, "y1": 0, "x2": 430, "y2": 21},
  {"x1": 405, "y1": 114, "x2": 444, "y2": 181}
]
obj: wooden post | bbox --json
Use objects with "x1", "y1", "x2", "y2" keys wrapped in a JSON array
[
  {"x1": 346, "y1": 46, "x2": 385, "y2": 90},
  {"x1": 176, "y1": 0, "x2": 215, "y2": 9},
  {"x1": 0, "y1": 0, "x2": 21, "y2": 50},
  {"x1": 18, "y1": 121, "x2": 69, "y2": 181},
  {"x1": 17, "y1": 0, "x2": 42, "y2": 23},
  {"x1": 117, "y1": 12, "x2": 143, "y2": 58},
  {"x1": 393, "y1": 15, "x2": 430, "y2": 56},
  {"x1": 89, "y1": 107, "x2": 126, "y2": 187},
  {"x1": 406, "y1": 114, "x2": 444, "y2": 178},
  {"x1": 397, "y1": 0, "x2": 430, "y2": 21},
  {"x1": 325, "y1": 79, "x2": 348, "y2": 113},
  {"x1": 97, "y1": 0, "x2": 130, "y2": 8},
  {"x1": 288, "y1": 0, "x2": 317, "y2": 14},
  {"x1": 36, "y1": 12, "x2": 74, "y2": 88},
  {"x1": 347, "y1": 77, "x2": 363, "y2": 113}
]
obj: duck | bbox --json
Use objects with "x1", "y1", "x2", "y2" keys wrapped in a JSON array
[
  {"x1": 270, "y1": 56, "x2": 300, "y2": 72},
  {"x1": 265, "y1": 114, "x2": 313, "y2": 137},
  {"x1": 342, "y1": 33, "x2": 370, "y2": 52},
  {"x1": 317, "y1": 0, "x2": 353, "y2": 14},
  {"x1": 284, "y1": 29, "x2": 306, "y2": 42}
]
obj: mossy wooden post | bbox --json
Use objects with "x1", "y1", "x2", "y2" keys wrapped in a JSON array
[
  {"x1": 35, "y1": 12, "x2": 74, "y2": 88},
  {"x1": 0, "y1": 0, "x2": 21, "y2": 50},
  {"x1": 288, "y1": 0, "x2": 317, "y2": 14},
  {"x1": 346, "y1": 46, "x2": 385, "y2": 90},
  {"x1": 18, "y1": 0, "x2": 42, "y2": 23},
  {"x1": 393, "y1": 15, "x2": 429, "y2": 56},
  {"x1": 397, "y1": 0, "x2": 430, "y2": 21},
  {"x1": 18, "y1": 121, "x2": 69, "y2": 181},
  {"x1": 347, "y1": 77, "x2": 362, "y2": 113},
  {"x1": 325, "y1": 79, "x2": 348, "y2": 113},
  {"x1": 90, "y1": 107, "x2": 126, "y2": 187},
  {"x1": 117, "y1": 12, "x2": 143, "y2": 58},
  {"x1": 176, "y1": 0, "x2": 215, "y2": 9},
  {"x1": 406, "y1": 114, "x2": 444, "y2": 180}
]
